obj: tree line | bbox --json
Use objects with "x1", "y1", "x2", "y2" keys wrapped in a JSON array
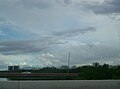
[
  {"x1": 21, "y1": 62, "x2": 120, "y2": 79},
  {"x1": 2, "y1": 62, "x2": 120, "y2": 79}
]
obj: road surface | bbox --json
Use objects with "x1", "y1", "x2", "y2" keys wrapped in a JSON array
[{"x1": 0, "y1": 80, "x2": 120, "y2": 89}]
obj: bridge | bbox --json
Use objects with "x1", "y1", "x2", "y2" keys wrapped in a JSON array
[{"x1": 0, "y1": 73, "x2": 78, "y2": 80}]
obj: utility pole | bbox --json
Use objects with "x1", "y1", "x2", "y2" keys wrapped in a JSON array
[{"x1": 67, "y1": 52, "x2": 70, "y2": 74}]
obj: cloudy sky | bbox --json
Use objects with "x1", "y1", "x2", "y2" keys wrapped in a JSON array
[{"x1": 0, "y1": 0, "x2": 120, "y2": 70}]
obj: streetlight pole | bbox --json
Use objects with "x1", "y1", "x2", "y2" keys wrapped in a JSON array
[{"x1": 67, "y1": 52, "x2": 70, "y2": 74}]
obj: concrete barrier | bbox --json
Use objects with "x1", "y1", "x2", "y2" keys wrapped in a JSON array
[{"x1": 0, "y1": 80, "x2": 120, "y2": 89}]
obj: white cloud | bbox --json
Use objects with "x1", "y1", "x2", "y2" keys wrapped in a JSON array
[{"x1": 0, "y1": 0, "x2": 120, "y2": 69}]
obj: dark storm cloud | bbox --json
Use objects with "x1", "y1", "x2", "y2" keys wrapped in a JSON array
[
  {"x1": 53, "y1": 27, "x2": 96, "y2": 37},
  {"x1": 86, "y1": 0, "x2": 120, "y2": 14},
  {"x1": 0, "y1": 40, "x2": 43, "y2": 55},
  {"x1": 0, "y1": 26, "x2": 96, "y2": 55},
  {"x1": 63, "y1": 0, "x2": 72, "y2": 4},
  {"x1": 16, "y1": 0, "x2": 54, "y2": 9},
  {"x1": 0, "y1": 38, "x2": 67, "y2": 55},
  {"x1": 16, "y1": 0, "x2": 120, "y2": 14}
]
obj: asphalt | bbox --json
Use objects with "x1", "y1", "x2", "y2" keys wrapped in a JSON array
[{"x1": 0, "y1": 80, "x2": 120, "y2": 89}]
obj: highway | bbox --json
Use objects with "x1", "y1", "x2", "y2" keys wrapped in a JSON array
[{"x1": 0, "y1": 80, "x2": 120, "y2": 89}]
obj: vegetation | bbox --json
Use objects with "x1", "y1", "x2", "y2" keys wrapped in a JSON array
[{"x1": 1, "y1": 62, "x2": 120, "y2": 80}]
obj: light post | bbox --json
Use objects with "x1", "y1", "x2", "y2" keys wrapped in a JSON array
[{"x1": 67, "y1": 52, "x2": 70, "y2": 74}]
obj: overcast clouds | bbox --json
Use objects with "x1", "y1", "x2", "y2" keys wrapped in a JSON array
[{"x1": 0, "y1": 0, "x2": 120, "y2": 69}]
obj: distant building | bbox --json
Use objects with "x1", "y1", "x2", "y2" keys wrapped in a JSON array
[
  {"x1": 8, "y1": 65, "x2": 20, "y2": 71},
  {"x1": 8, "y1": 66, "x2": 13, "y2": 71},
  {"x1": 14, "y1": 66, "x2": 20, "y2": 71}
]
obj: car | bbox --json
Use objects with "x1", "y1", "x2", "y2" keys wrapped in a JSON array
[{"x1": 21, "y1": 72, "x2": 31, "y2": 74}]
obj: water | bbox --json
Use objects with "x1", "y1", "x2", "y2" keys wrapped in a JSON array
[
  {"x1": 0, "y1": 78, "x2": 8, "y2": 81},
  {"x1": 0, "y1": 80, "x2": 120, "y2": 89}
]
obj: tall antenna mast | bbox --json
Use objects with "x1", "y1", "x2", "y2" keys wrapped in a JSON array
[{"x1": 67, "y1": 52, "x2": 70, "y2": 74}]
